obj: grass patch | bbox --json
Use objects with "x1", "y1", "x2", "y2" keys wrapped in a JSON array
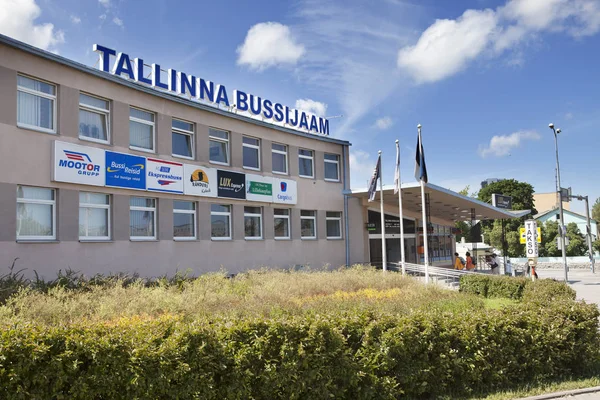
[
  {"x1": 470, "y1": 376, "x2": 600, "y2": 399},
  {"x1": 483, "y1": 297, "x2": 519, "y2": 310}
]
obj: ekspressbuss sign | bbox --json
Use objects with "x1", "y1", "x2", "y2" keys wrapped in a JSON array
[{"x1": 52, "y1": 141, "x2": 105, "y2": 186}]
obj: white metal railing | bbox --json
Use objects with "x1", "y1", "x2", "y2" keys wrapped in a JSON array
[{"x1": 389, "y1": 262, "x2": 488, "y2": 286}]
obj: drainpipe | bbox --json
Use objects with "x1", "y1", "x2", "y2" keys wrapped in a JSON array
[{"x1": 343, "y1": 145, "x2": 350, "y2": 267}]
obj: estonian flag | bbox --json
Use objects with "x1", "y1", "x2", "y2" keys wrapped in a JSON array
[
  {"x1": 414, "y1": 128, "x2": 428, "y2": 183},
  {"x1": 367, "y1": 154, "x2": 381, "y2": 202}
]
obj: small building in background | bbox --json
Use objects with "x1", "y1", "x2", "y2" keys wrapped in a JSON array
[
  {"x1": 533, "y1": 192, "x2": 570, "y2": 214},
  {"x1": 534, "y1": 208, "x2": 597, "y2": 240}
]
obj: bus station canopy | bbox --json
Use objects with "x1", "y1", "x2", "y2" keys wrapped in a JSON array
[{"x1": 348, "y1": 182, "x2": 530, "y2": 223}]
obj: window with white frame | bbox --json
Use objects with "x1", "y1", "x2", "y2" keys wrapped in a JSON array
[
  {"x1": 272, "y1": 143, "x2": 288, "y2": 174},
  {"x1": 16, "y1": 186, "x2": 56, "y2": 240},
  {"x1": 17, "y1": 75, "x2": 56, "y2": 133},
  {"x1": 242, "y1": 136, "x2": 260, "y2": 170},
  {"x1": 298, "y1": 149, "x2": 314, "y2": 178},
  {"x1": 274, "y1": 208, "x2": 290, "y2": 239},
  {"x1": 324, "y1": 154, "x2": 340, "y2": 182},
  {"x1": 326, "y1": 211, "x2": 342, "y2": 239},
  {"x1": 244, "y1": 206, "x2": 262, "y2": 239},
  {"x1": 209, "y1": 128, "x2": 229, "y2": 165},
  {"x1": 79, "y1": 93, "x2": 110, "y2": 143},
  {"x1": 300, "y1": 210, "x2": 317, "y2": 239},
  {"x1": 129, "y1": 108, "x2": 155, "y2": 152},
  {"x1": 79, "y1": 192, "x2": 110, "y2": 240},
  {"x1": 211, "y1": 204, "x2": 231, "y2": 239},
  {"x1": 172, "y1": 119, "x2": 194, "y2": 159},
  {"x1": 173, "y1": 200, "x2": 196, "y2": 240},
  {"x1": 129, "y1": 197, "x2": 156, "y2": 240}
]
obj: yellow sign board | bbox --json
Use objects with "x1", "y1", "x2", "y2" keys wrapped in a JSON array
[{"x1": 520, "y1": 227, "x2": 542, "y2": 244}]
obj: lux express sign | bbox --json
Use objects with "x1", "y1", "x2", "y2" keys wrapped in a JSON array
[
  {"x1": 52, "y1": 141, "x2": 105, "y2": 186},
  {"x1": 217, "y1": 170, "x2": 246, "y2": 200},
  {"x1": 93, "y1": 44, "x2": 329, "y2": 136}
]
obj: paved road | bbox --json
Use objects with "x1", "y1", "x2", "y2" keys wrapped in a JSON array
[{"x1": 535, "y1": 268, "x2": 600, "y2": 306}]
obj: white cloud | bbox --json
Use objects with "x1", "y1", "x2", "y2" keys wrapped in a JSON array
[
  {"x1": 99, "y1": 0, "x2": 110, "y2": 8},
  {"x1": 295, "y1": 99, "x2": 327, "y2": 117},
  {"x1": 398, "y1": 9, "x2": 498, "y2": 84},
  {"x1": 374, "y1": 116, "x2": 393, "y2": 130},
  {"x1": 398, "y1": 0, "x2": 600, "y2": 84},
  {"x1": 0, "y1": 0, "x2": 65, "y2": 51},
  {"x1": 112, "y1": 17, "x2": 123, "y2": 27},
  {"x1": 237, "y1": 22, "x2": 305, "y2": 71},
  {"x1": 350, "y1": 150, "x2": 377, "y2": 188},
  {"x1": 99, "y1": 14, "x2": 106, "y2": 21},
  {"x1": 70, "y1": 15, "x2": 81, "y2": 24},
  {"x1": 478, "y1": 130, "x2": 541, "y2": 158}
]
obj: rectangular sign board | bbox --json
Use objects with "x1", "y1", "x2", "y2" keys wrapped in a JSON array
[
  {"x1": 105, "y1": 151, "x2": 146, "y2": 190},
  {"x1": 524, "y1": 220, "x2": 539, "y2": 258},
  {"x1": 272, "y1": 178, "x2": 297, "y2": 205},
  {"x1": 146, "y1": 158, "x2": 184, "y2": 194},
  {"x1": 246, "y1": 174, "x2": 273, "y2": 202},
  {"x1": 217, "y1": 170, "x2": 246, "y2": 199},
  {"x1": 520, "y1": 227, "x2": 541, "y2": 244},
  {"x1": 492, "y1": 193, "x2": 512, "y2": 210},
  {"x1": 183, "y1": 164, "x2": 217, "y2": 197},
  {"x1": 52, "y1": 141, "x2": 105, "y2": 186}
]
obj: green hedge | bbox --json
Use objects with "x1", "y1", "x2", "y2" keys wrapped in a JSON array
[
  {"x1": 459, "y1": 275, "x2": 575, "y2": 302},
  {"x1": 1, "y1": 302, "x2": 599, "y2": 400}
]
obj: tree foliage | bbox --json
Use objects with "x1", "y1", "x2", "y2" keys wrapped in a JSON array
[
  {"x1": 477, "y1": 179, "x2": 536, "y2": 257},
  {"x1": 592, "y1": 198, "x2": 600, "y2": 235}
]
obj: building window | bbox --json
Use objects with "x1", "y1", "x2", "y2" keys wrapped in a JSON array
[
  {"x1": 211, "y1": 204, "x2": 231, "y2": 240},
  {"x1": 244, "y1": 206, "x2": 262, "y2": 239},
  {"x1": 79, "y1": 93, "x2": 110, "y2": 143},
  {"x1": 326, "y1": 211, "x2": 342, "y2": 239},
  {"x1": 173, "y1": 200, "x2": 196, "y2": 240},
  {"x1": 172, "y1": 119, "x2": 194, "y2": 159},
  {"x1": 300, "y1": 210, "x2": 316, "y2": 239},
  {"x1": 274, "y1": 208, "x2": 290, "y2": 240},
  {"x1": 130, "y1": 197, "x2": 156, "y2": 240},
  {"x1": 17, "y1": 75, "x2": 56, "y2": 133},
  {"x1": 324, "y1": 154, "x2": 340, "y2": 182},
  {"x1": 298, "y1": 149, "x2": 314, "y2": 178},
  {"x1": 129, "y1": 108, "x2": 155, "y2": 152},
  {"x1": 272, "y1": 143, "x2": 288, "y2": 175},
  {"x1": 16, "y1": 186, "x2": 56, "y2": 240},
  {"x1": 209, "y1": 128, "x2": 229, "y2": 165},
  {"x1": 79, "y1": 192, "x2": 110, "y2": 240},
  {"x1": 243, "y1": 136, "x2": 260, "y2": 170}
]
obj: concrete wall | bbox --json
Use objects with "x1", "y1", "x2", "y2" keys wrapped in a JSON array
[{"x1": 0, "y1": 43, "x2": 356, "y2": 278}]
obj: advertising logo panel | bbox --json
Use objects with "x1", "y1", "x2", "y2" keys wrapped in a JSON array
[
  {"x1": 105, "y1": 151, "x2": 146, "y2": 190},
  {"x1": 217, "y1": 170, "x2": 246, "y2": 199},
  {"x1": 272, "y1": 178, "x2": 297, "y2": 205},
  {"x1": 246, "y1": 174, "x2": 273, "y2": 203},
  {"x1": 146, "y1": 158, "x2": 184, "y2": 194},
  {"x1": 183, "y1": 164, "x2": 217, "y2": 198},
  {"x1": 52, "y1": 141, "x2": 105, "y2": 186}
]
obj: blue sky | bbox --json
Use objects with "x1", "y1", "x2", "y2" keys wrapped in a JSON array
[{"x1": 3, "y1": 0, "x2": 600, "y2": 214}]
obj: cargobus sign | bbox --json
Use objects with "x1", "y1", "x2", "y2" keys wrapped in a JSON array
[
  {"x1": 272, "y1": 178, "x2": 297, "y2": 205},
  {"x1": 105, "y1": 151, "x2": 146, "y2": 190},
  {"x1": 52, "y1": 141, "x2": 105, "y2": 186}
]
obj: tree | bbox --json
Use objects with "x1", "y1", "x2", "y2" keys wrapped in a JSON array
[
  {"x1": 477, "y1": 179, "x2": 536, "y2": 257},
  {"x1": 455, "y1": 186, "x2": 471, "y2": 241},
  {"x1": 592, "y1": 198, "x2": 600, "y2": 236},
  {"x1": 566, "y1": 222, "x2": 588, "y2": 256},
  {"x1": 541, "y1": 220, "x2": 560, "y2": 257}
]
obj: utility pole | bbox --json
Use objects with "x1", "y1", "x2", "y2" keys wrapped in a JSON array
[{"x1": 549, "y1": 124, "x2": 568, "y2": 282}]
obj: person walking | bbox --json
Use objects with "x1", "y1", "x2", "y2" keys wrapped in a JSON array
[
  {"x1": 465, "y1": 252, "x2": 475, "y2": 271},
  {"x1": 489, "y1": 254, "x2": 500, "y2": 275},
  {"x1": 454, "y1": 252, "x2": 465, "y2": 270}
]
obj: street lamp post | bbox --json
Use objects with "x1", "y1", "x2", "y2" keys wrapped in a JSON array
[{"x1": 549, "y1": 123, "x2": 568, "y2": 282}]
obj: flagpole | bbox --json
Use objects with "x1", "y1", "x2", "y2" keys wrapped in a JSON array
[
  {"x1": 395, "y1": 140, "x2": 406, "y2": 275},
  {"x1": 379, "y1": 150, "x2": 387, "y2": 272},
  {"x1": 418, "y1": 124, "x2": 430, "y2": 284}
]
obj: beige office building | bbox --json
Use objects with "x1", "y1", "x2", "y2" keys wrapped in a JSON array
[{"x1": 0, "y1": 35, "x2": 522, "y2": 278}]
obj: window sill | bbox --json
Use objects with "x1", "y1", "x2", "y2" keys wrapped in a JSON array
[
  {"x1": 327, "y1": 237, "x2": 343, "y2": 240},
  {"x1": 130, "y1": 239, "x2": 159, "y2": 242},
  {"x1": 80, "y1": 136, "x2": 110, "y2": 145},
  {"x1": 17, "y1": 123, "x2": 56, "y2": 135},
  {"x1": 245, "y1": 237, "x2": 263, "y2": 241},
  {"x1": 129, "y1": 146, "x2": 155, "y2": 154},
  {"x1": 209, "y1": 161, "x2": 230, "y2": 167},
  {"x1": 299, "y1": 175, "x2": 314, "y2": 180},
  {"x1": 272, "y1": 171, "x2": 289, "y2": 176},
  {"x1": 243, "y1": 166, "x2": 261, "y2": 172},
  {"x1": 173, "y1": 238, "x2": 197, "y2": 242},
  {"x1": 17, "y1": 240, "x2": 60, "y2": 244},
  {"x1": 172, "y1": 154, "x2": 195, "y2": 161},
  {"x1": 211, "y1": 237, "x2": 232, "y2": 241},
  {"x1": 301, "y1": 237, "x2": 317, "y2": 241},
  {"x1": 324, "y1": 179, "x2": 340, "y2": 183},
  {"x1": 274, "y1": 237, "x2": 291, "y2": 241},
  {"x1": 80, "y1": 239, "x2": 113, "y2": 243}
]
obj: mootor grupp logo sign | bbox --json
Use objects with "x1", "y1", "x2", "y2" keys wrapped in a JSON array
[{"x1": 53, "y1": 141, "x2": 106, "y2": 187}]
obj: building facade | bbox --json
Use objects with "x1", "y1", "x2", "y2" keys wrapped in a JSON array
[
  {"x1": 534, "y1": 208, "x2": 597, "y2": 241},
  {"x1": 533, "y1": 192, "x2": 570, "y2": 214},
  {"x1": 0, "y1": 35, "x2": 354, "y2": 278}
]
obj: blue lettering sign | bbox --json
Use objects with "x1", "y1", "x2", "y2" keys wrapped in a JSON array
[{"x1": 105, "y1": 151, "x2": 146, "y2": 190}]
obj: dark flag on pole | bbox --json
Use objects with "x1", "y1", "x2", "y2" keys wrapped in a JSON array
[
  {"x1": 367, "y1": 154, "x2": 381, "y2": 202},
  {"x1": 414, "y1": 127, "x2": 428, "y2": 183}
]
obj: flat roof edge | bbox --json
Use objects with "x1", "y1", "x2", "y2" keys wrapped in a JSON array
[{"x1": 0, "y1": 34, "x2": 351, "y2": 147}]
